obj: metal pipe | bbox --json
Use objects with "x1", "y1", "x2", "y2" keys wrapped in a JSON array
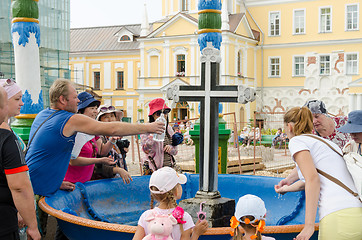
[{"x1": 243, "y1": 0, "x2": 265, "y2": 108}]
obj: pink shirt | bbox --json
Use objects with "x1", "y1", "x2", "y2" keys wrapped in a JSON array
[
  {"x1": 64, "y1": 137, "x2": 99, "y2": 183},
  {"x1": 141, "y1": 125, "x2": 177, "y2": 170}
]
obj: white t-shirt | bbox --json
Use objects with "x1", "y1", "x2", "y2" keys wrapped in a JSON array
[
  {"x1": 138, "y1": 207, "x2": 195, "y2": 240},
  {"x1": 289, "y1": 135, "x2": 362, "y2": 220}
]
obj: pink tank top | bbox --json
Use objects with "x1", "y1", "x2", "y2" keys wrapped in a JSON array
[{"x1": 64, "y1": 137, "x2": 99, "y2": 183}]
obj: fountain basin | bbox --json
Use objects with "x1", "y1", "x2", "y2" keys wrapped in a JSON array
[{"x1": 39, "y1": 174, "x2": 319, "y2": 239}]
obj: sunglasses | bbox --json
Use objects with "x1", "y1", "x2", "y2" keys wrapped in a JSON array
[
  {"x1": 155, "y1": 109, "x2": 170, "y2": 116},
  {"x1": 100, "y1": 106, "x2": 116, "y2": 112},
  {"x1": 2, "y1": 78, "x2": 15, "y2": 87}
]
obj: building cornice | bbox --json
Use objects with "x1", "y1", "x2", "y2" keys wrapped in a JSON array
[
  {"x1": 223, "y1": 31, "x2": 259, "y2": 44},
  {"x1": 138, "y1": 31, "x2": 258, "y2": 45},
  {"x1": 70, "y1": 50, "x2": 140, "y2": 57},
  {"x1": 261, "y1": 38, "x2": 362, "y2": 49},
  {"x1": 138, "y1": 34, "x2": 197, "y2": 42},
  {"x1": 245, "y1": 0, "x2": 316, "y2": 7}
]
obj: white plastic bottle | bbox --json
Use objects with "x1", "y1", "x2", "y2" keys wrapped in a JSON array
[
  {"x1": 153, "y1": 113, "x2": 166, "y2": 141},
  {"x1": 19, "y1": 227, "x2": 27, "y2": 240}
]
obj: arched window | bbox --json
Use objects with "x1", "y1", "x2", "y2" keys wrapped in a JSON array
[{"x1": 120, "y1": 35, "x2": 130, "y2": 41}]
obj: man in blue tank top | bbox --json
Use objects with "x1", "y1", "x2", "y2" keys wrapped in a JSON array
[{"x1": 26, "y1": 79, "x2": 165, "y2": 197}]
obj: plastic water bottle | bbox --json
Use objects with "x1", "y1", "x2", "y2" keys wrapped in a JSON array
[
  {"x1": 153, "y1": 113, "x2": 166, "y2": 141},
  {"x1": 19, "y1": 227, "x2": 27, "y2": 240}
]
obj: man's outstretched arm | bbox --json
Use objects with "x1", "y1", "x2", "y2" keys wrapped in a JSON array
[{"x1": 63, "y1": 114, "x2": 165, "y2": 137}]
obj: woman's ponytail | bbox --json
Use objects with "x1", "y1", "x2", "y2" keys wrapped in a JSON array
[{"x1": 284, "y1": 107, "x2": 313, "y2": 136}]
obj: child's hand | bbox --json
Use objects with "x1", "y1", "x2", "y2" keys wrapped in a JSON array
[
  {"x1": 109, "y1": 136, "x2": 120, "y2": 143},
  {"x1": 193, "y1": 219, "x2": 209, "y2": 237},
  {"x1": 164, "y1": 145, "x2": 173, "y2": 153},
  {"x1": 100, "y1": 156, "x2": 116, "y2": 166},
  {"x1": 274, "y1": 184, "x2": 288, "y2": 195},
  {"x1": 116, "y1": 168, "x2": 133, "y2": 184}
]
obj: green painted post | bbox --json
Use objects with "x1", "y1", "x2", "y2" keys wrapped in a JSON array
[
  {"x1": 190, "y1": 116, "x2": 231, "y2": 173},
  {"x1": 11, "y1": 115, "x2": 36, "y2": 144}
]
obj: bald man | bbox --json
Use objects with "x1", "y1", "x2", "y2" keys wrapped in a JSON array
[{"x1": 0, "y1": 86, "x2": 40, "y2": 240}]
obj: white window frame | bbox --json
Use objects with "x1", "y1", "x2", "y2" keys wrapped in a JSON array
[
  {"x1": 319, "y1": 55, "x2": 331, "y2": 75},
  {"x1": 345, "y1": 52, "x2": 359, "y2": 75},
  {"x1": 269, "y1": 11, "x2": 281, "y2": 36},
  {"x1": 319, "y1": 6, "x2": 332, "y2": 33},
  {"x1": 173, "y1": 46, "x2": 188, "y2": 76},
  {"x1": 268, "y1": 56, "x2": 281, "y2": 78},
  {"x1": 345, "y1": 3, "x2": 359, "y2": 31},
  {"x1": 293, "y1": 9, "x2": 306, "y2": 35},
  {"x1": 293, "y1": 55, "x2": 305, "y2": 77}
]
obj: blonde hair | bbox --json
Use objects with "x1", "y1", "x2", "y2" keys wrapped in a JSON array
[
  {"x1": 49, "y1": 79, "x2": 73, "y2": 107},
  {"x1": 150, "y1": 185, "x2": 178, "y2": 210},
  {"x1": 150, "y1": 185, "x2": 184, "y2": 232},
  {"x1": 283, "y1": 107, "x2": 314, "y2": 136}
]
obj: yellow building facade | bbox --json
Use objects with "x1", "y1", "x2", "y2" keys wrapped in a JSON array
[{"x1": 69, "y1": 0, "x2": 362, "y2": 124}]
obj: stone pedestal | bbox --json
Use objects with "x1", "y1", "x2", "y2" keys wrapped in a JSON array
[{"x1": 179, "y1": 195, "x2": 235, "y2": 228}]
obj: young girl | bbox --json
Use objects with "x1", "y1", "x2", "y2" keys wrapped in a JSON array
[
  {"x1": 141, "y1": 98, "x2": 178, "y2": 174},
  {"x1": 230, "y1": 194, "x2": 275, "y2": 240},
  {"x1": 277, "y1": 107, "x2": 362, "y2": 240},
  {"x1": 133, "y1": 167, "x2": 208, "y2": 240}
]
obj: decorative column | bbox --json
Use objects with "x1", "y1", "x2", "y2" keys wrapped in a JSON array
[
  {"x1": 10, "y1": 0, "x2": 43, "y2": 143},
  {"x1": 167, "y1": 0, "x2": 256, "y2": 227}
]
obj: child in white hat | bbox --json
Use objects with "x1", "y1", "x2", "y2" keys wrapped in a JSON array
[
  {"x1": 230, "y1": 195, "x2": 275, "y2": 240},
  {"x1": 133, "y1": 167, "x2": 208, "y2": 240}
]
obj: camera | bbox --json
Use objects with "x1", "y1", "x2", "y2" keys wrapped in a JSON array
[{"x1": 116, "y1": 139, "x2": 130, "y2": 154}]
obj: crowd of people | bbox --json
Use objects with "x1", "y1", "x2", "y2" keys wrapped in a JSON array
[{"x1": 0, "y1": 78, "x2": 361, "y2": 240}]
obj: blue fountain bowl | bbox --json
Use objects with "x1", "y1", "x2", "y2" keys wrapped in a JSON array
[{"x1": 39, "y1": 174, "x2": 319, "y2": 240}]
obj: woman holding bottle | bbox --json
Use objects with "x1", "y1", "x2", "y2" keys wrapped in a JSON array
[{"x1": 140, "y1": 98, "x2": 178, "y2": 174}]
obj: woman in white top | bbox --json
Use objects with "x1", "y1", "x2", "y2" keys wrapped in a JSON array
[{"x1": 277, "y1": 107, "x2": 362, "y2": 240}]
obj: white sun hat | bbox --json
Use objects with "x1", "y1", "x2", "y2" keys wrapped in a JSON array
[
  {"x1": 235, "y1": 194, "x2": 267, "y2": 223},
  {"x1": 149, "y1": 167, "x2": 187, "y2": 194}
]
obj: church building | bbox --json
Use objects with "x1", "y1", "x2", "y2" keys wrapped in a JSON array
[{"x1": 69, "y1": 0, "x2": 362, "y2": 124}]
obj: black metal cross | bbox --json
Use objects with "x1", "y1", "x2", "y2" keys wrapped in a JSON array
[{"x1": 167, "y1": 42, "x2": 255, "y2": 198}]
